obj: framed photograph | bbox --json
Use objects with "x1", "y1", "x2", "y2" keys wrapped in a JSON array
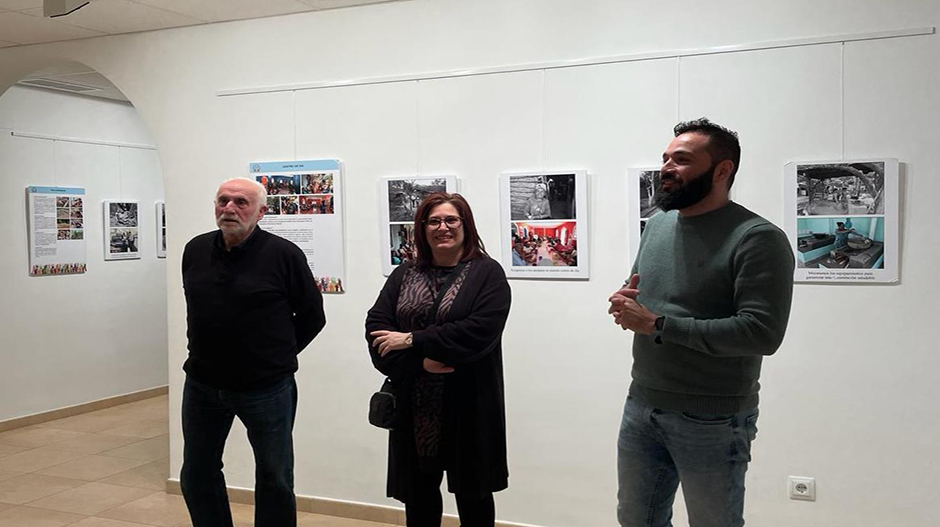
[
  {"x1": 252, "y1": 160, "x2": 346, "y2": 293},
  {"x1": 784, "y1": 159, "x2": 899, "y2": 283},
  {"x1": 499, "y1": 170, "x2": 589, "y2": 279},
  {"x1": 155, "y1": 201, "x2": 166, "y2": 258},
  {"x1": 626, "y1": 167, "x2": 664, "y2": 265},
  {"x1": 27, "y1": 186, "x2": 87, "y2": 276},
  {"x1": 377, "y1": 175, "x2": 458, "y2": 276},
  {"x1": 103, "y1": 200, "x2": 140, "y2": 261}
]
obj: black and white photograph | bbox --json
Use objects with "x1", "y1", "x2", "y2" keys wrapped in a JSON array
[
  {"x1": 301, "y1": 173, "x2": 334, "y2": 194},
  {"x1": 109, "y1": 202, "x2": 138, "y2": 227},
  {"x1": 509, "y1": 173, "x2": 577, "y2": 221},
  {"x1": 103, "y1": 200, "x2": 141, "y2": 260},
  {"x1": 797, "y1": 161, "x2": 885, "y2": 216},
  {"x1": 258, "y1": 174, "x2": 300, "y2": 195},
  {"x1": 389, "y1": 223, "x2": 417, "y2": 266},
  {"x1": 639, "y1": 170, "x2": 663, "y2": 219},
  {"x1": 156, "y1": 201, "x2": 167, "y2": 258},
  {"x1": 109, "y1": 228, "x2": 138, "y2": 254},
  {"x1": 265, "y1": 196, "x2": 281, "y2": 215},
  {"x1": 387, "y1": 178, "x2": 448, "y2": 222}
]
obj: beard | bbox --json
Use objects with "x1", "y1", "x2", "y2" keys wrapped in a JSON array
[{"x1": 653, "y1": 163, "x2": 716, "y2": 211}]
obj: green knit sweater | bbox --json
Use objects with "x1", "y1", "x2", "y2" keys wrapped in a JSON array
[{"x1": 629, "y1": 202, "x2": 794, "y2": 413}]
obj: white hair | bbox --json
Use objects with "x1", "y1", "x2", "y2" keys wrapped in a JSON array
[{"x1": 219, "y1": 177, "x2": 267, "y2": 202}]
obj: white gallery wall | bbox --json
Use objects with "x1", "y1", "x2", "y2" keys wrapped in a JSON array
[
  {"x1": 0, "y1": 86, "x2": 168, "y2": 421},
  {"x1": 0, "y1": 0, "x2": 938, "y2": 525}
]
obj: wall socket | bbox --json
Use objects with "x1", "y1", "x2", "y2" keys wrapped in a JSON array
[{"x1": 788, "y1": 476, "x2": 816, "y2": 501}]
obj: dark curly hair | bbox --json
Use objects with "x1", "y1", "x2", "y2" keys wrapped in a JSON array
[{"x1": 674, "y1": 118, "x2": 741, "y2": 188}]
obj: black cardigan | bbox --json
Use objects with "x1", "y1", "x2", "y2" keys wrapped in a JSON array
[{"x1": 365, "y1": 255, "x2": 512, "y2": 500}]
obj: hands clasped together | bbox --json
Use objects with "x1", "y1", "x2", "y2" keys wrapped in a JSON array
[
  {"x1": 370, "y1": 330, "x2": 455, "y2": 374},
  {"x1": 607, "y1": 274, "x2": 659, "y2": 336}
]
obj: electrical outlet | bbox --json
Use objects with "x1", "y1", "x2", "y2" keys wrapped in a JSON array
[{"x1": 788, "y1": 476, "x2": 816, "y2": 501}]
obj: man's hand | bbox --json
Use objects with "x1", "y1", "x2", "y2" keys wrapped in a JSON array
[
  {"x1": 607, "y1": 274, "x2": 659, "y2": 335},
  {"x1": 370, "y1": 330, "x2": 412, "y2": 357},
  {"x1": 423, "y1": 358, "x2": 454, "y2": 374}
]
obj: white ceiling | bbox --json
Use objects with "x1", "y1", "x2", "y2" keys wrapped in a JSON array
[
  {"x1": 0, "y1": 0, "x2": 401, "y2": 48},
  {"x1": 1, "y1": 0, "x2": 404, "y2": 103}
]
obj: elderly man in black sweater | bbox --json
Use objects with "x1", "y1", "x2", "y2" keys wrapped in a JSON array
[{"x1": 180, "y1": 177, "x2": 325, "y2": 527}]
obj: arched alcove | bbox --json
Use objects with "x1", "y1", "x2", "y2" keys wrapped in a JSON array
[{"x1": 0, "y1": 60, "x2": 169, "y2": 427}]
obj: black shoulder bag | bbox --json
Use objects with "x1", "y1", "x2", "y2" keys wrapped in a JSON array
[{"x1": 369, "y1": 262, "x2": 467, "y2": 430}]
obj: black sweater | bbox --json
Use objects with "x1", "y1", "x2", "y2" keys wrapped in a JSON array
[
  {"x1": 366, "y1": 256, "x2": 512, "y2": 500},
  {"x1": 182, "y1": 228, "x2": 326, "y2": 391}
]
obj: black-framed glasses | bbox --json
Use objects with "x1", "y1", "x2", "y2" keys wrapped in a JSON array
[{"x1": 424, "y1": 216, "x2": 462, "y2": 229}]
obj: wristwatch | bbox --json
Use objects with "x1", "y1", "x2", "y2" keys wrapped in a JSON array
[
  {"x1": 405, "y1": 332, "x2": 414, "y2": 347},
  {"x1": 653, "y1": 316, "x2": 665, "y2": 344}
]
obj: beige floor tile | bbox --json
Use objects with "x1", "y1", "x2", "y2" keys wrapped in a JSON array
[
  {"x1": 100, "y1": 421, "x2": 167, "y2": 440},
  {"x1": 0, "y1": 444, "x2": 30, "y2": 459},
  {"x1": 0, "y1": 474, "x2": 85, "y2": 505},
  {"x1": 0, "y1": 447, "x2": 86, "y2": 473},
  {"x1": 0, "y1": 505, "x2": 85, "y2": 527},
  {"x1": 98, "y1": 491, "x2": 190, "y2": 527},
  {"x1": 230, "y1": 502, "x2": 254, "y2": 527},
  {"x1": 35, "y1": 455, "x2": 149, "y2": 482},
  {"x1": 98, "y1": 460, "x2": 169, "y2": 491},
  {"x1": 297, "y1": 513, "x2": 396, "y2": 526},
  {"x1": 43, "y1": 435, "x2": 142, "y2": 456},
  {"x1": 25, "y1": 482, "x2": 154, "y2": 516},
  {"x1": 0, "y1": 470, "x2": 23, "y2": 483},
  {"x1": 100, "y1": 436, "x2": 168, "y2": 462},
  {"x1": 0, "y1": 428, "x2": 90, "y2": 448},
  {"x1": 36, "y1": 415, "x2": 130, "y2": 434},
  {"x1": 70, "y1": 518, "x2": 155, "y2": 527}
]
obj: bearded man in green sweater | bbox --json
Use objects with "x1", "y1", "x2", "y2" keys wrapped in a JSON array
[{"x1": 609, "y1": 119, "x2": 794, "y2": 527}]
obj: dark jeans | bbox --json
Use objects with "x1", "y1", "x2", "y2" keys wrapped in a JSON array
[
  {"x1": 180, "y1": 375, "x2": 297, "y2": 527},
  {"x1": 405, "y1": 469, "x2": 495, "y2": 527}
]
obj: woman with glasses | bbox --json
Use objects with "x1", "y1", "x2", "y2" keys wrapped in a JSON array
[{"x1": 366, "y1": 192, "x2": 512, "y2": 527}]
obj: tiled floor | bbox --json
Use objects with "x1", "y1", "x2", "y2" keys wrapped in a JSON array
[{"x1": 0, "y1": 396, "x2": 395, "y2": 527}]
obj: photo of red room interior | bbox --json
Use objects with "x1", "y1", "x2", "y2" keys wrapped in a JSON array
[{"x1": 510, "y1": 221, "x2": 577, "y2": 267}]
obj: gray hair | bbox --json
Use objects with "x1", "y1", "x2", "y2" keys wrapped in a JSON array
[{"x1": 219, "y1": 177, "x2": 267, "y2": 202}]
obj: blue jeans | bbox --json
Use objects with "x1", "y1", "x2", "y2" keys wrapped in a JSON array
[
  {"x1": 180, "y1": 375, "x2": 298, "y2": 527},
  {"x1": 617, "y1": 396, "x2": 758, "y2": 527}
]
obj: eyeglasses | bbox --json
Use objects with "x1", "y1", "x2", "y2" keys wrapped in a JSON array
[{"x1": 424, "y1": 216, "x2": 462, "y2": 229}]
